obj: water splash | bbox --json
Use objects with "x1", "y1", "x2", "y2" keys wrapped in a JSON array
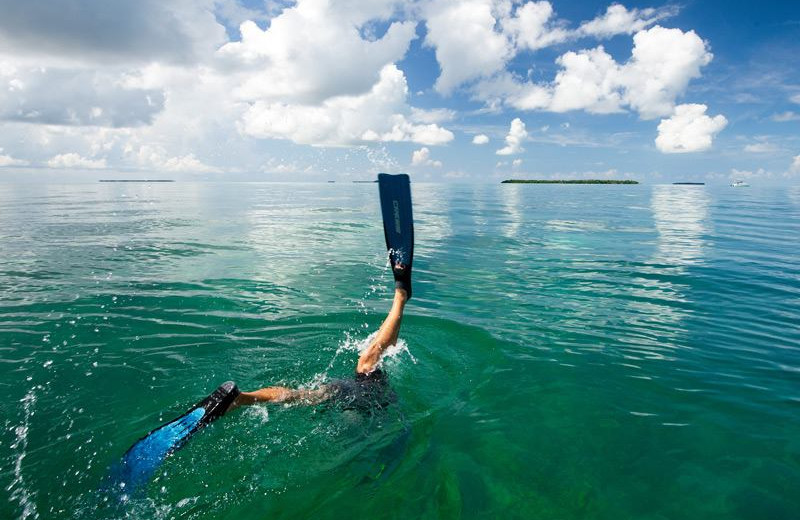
[{"x1": 7, "y1": 388, "x2": 39, "y2": 520}]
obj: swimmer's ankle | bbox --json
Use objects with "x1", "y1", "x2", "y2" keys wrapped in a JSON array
[{"x1": 395, "y1": 287, "x2": 408, "y2": 302}]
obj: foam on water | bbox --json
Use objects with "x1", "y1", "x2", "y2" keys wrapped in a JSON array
[{"x1": 7, "y1": 389, "x2": 38, "y2": 520}]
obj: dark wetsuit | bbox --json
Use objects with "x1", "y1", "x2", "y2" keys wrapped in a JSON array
[{"x1": 327, "y1": 369, "x2": 396, "y2": 412}]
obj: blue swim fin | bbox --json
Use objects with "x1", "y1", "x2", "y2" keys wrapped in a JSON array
[
  {"x1": 378, "y1": 173, "x2": 414, "y2": 298},
  {"x1": 107, "y1": 381, "x2": 239, "y2": 495}
]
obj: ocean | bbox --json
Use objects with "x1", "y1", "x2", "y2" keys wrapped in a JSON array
[{"x1": 1, "y1": 181, "x2": 798, "y2": 519}]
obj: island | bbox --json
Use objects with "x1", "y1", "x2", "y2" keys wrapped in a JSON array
[
  {"x1": 501, "y1": 179, "x2": 639, "y2": 184},
  {"x1": 99, "y1": 179, "x2": 174, "y2": 183}
]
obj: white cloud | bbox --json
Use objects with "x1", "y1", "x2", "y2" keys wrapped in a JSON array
[
  {"x1": 240, "y1": 64, "x2": 453, "y2": 146},
  {"x1": 0, "y1": 148, "x2": 28, "y2": 166},
  {"x1": 772, "y1": 111, "x2": 800, "y2": 122},
  {"x1": 502, "y1": 1, "x2": 570, "y2": 51},
  {"x1": 410, "y1": 107, "x2": 456, "y2": 124},
  {"x1": 512, "y1": 158, "x2": 523, "y2": 167},
  {"x1": 621, "y1": 26, "x2": 712, "y2": 119},
  {"x1": 497, "y1": 117, "x2": 528, "y2": 155},
  {"x1": 548, "y1": 46, "x2": 622, "y2": 114},
  {"x1": 218, "y1": 3, "x2": 416, "y2": 104},
  {"x1": 791, "y1": 94, "x2": 800, "y2": 104},
  {"x1": 472, "y1": 134, "x2": 490, "y2": 145},
  {"x1": 791, "y1": 155, "x2": 800, "y2": 173},
  {"x1": 411, "y1": 146, "x2": 442, "y2": 167},
  {"x1": 655, "y1": 104, "x2": 727, "y2": 153},
  {"x1": 577, "y1": 4, "x2": 677, "y2": 38},
  {"x1": 129, "y1": 144, "x2": 218, "y2": 172},
  {"x1": 0, "y1": 66, "x2": 165, "y2": 127},
  {"x1": 424, "y1": 1, "x2": 679, "y2": 96},
  {"x1": 47, "y1": 153, "x2": 107, "y2": 169},
  {"x1": 424, "y1": 0, "x2": 513, "y2": 94},
  {"x1": 0, "y1": 148, "x2": 30, "y2": 168},
  {"x1": 162, "y1": 154, "x2": 213, "y2": 172},
  {"x1": 744, "y1": 142, "x2": 779, "y2": 153},
  {"x1": 475, "y1": 25, "x2": 712, "y2": 120}
]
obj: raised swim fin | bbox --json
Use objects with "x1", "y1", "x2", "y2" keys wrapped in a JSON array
[
  {"x1": 378, "y1": 173, "x2": 414, "y2": 298},
  {"x1": 107, "y1": 381, "x2": 240, "y2": 494}
]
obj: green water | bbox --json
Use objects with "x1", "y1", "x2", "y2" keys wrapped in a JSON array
[{"x1": 1, "y1": 182, "x2": 799, "y2": 519}]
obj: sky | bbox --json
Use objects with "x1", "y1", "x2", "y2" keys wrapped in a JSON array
[{"x1": 0, "y1": 0, "x2": 798, "y2": 184}]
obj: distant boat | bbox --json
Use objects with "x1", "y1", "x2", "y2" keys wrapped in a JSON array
[{"x1": 730, "y1": 180, "x2": 750, "y2": 187}]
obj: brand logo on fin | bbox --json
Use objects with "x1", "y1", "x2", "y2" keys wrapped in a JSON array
[{"x1": 393, "y1": 200, "x2": 401, "y2": 234}]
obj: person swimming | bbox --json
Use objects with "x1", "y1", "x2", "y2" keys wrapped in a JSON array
[
  {"x1": 110, "y1": 174, "x2": 413, "y2": 493},
  {"x1": 233, "y1": 173, "x2": 413, "y2": 412},
  {"x1": 232, "y1": 266, "x2": 410, "y2": 412}
]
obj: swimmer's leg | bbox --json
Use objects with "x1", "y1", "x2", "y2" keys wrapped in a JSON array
[
  {"x1": 231, "y1": 385, "x2": 330, "y2": 409},
  {"x1": 232, "y1": 287, "x2": 408, "y2": 408},
  {"x1": 356, "y1": 287, "x2": 408, "y2": 374}
]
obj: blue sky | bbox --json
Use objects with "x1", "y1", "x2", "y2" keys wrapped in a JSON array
[{"x1": 0, "y1": 0, "x2": 798, "y2": 183}]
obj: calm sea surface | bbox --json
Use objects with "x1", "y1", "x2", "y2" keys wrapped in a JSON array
[{"x1": 1, "y1": 182, "x2": 799, "y2": 519}]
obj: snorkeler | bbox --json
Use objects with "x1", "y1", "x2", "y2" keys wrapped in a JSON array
[
  {"x1": 233, "y1": 173, "x2": 414, "y2": 409},
  {"x1": 233, "y1": 279, "x2": 409, "y2": 410},
  {"x1": 109, "y1": 174, "x2": 413, "y2": 491}
]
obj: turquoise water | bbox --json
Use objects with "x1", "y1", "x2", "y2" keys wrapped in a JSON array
[{"x1": 1, "y1": 182, "x2": 799, "y2": 519}]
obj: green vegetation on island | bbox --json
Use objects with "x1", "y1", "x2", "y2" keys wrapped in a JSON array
[{"x1": 501, "y1": 179, "x2": 639, "y2": 184}]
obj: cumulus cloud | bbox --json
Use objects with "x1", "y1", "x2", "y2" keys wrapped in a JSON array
[
  {"x1": 497, "y1": 118, "x2": 528, "y2": 155},
  {"x1": 655, "y1": 104, "x2": 727, "y2": 153},
  {"x1": 621, "y1": 26, "x2": 712, "y2": 119},
  {"x1": 424, "y1": 1, "x2": 678, "y2": 95},
  {"x1": 411, "y1": 147, "x2": 442, "y2": 167},
  {"x1": 473, "y1": 134, "x2": 490, "y2": 145},
  {"x1": 47, "y1": 153, "x2": 107, "y2": 169},
  {"x1": 0, "y1": 147, "x2": 28, "y2": 166},
  {"x1": 219, "y1": 1, "x2": 455, "y2": 147},
  {"x1": 512, "y1": 158, "x2": 523, "y2": 167},
  {"x1": 548, "y1": 26, "x2": 711, "y2": 118},
  {"x1": 470, "y1": 25, "x2": 712, "y2": 120},
  {"x1": 577, "y1": 4, "x2": 677, "y2": 38},
  {"x1": 218, "y1": 2, "x2": 416, "y2": 104},
  {"x1": 502, "y1": 1, "x2": 570, "y2": 51},
  {"x1": 240, "y1": 65, "x2": 453, "y2": 146},
  {"x1": 424, "y1": 0, "x2": 513, "y2": 94},
  {"x1": 791, "y1": 94, "x2": 800, "y2": 104}
]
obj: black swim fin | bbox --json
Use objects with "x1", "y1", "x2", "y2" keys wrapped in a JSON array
[{"x1": 378, "y1": 173, "x2": 414, "y2": 298}]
